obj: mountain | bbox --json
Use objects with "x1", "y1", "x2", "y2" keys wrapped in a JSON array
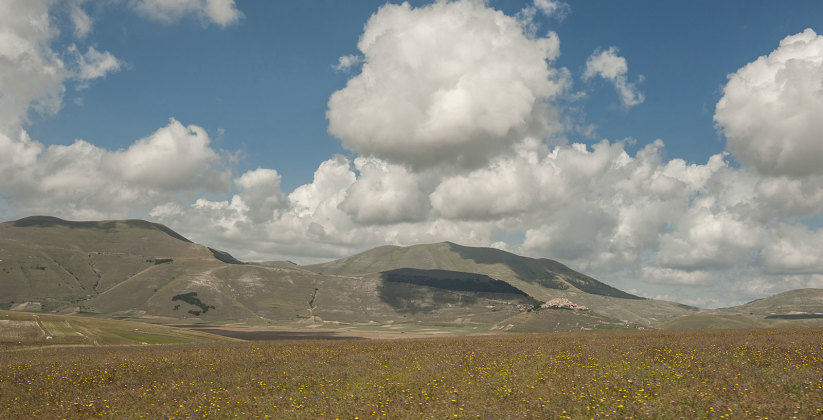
[
  {"x1": 9, "y1": 215, "x2": 819, "y2": 333},
  {"x1": 0, "y1": 216, "x2": 370, "y2": 324},
  {"x1": 2, "y1": 216, "x2": 676, "y2": 331},
  {"x1": 305, "y1": 241, "x2": 641, "y2": 300},
  {"x1": 305, "y1": 242, "x2": 697, "y2": 326}
]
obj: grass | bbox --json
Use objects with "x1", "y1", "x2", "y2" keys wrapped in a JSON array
[
  {"x1": 1, "y1": 328, "x2": 822, "y2": 418},
  {"x1": 110, "y1": 332, "x2": 189, "y2": 344},
  {"x1": 0, "y1": 309, "x2": 237, "y2": 348}
]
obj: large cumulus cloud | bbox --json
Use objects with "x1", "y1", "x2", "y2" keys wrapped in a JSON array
[
  {"x1": 326, "y1": 0, "x2": 569, "y2": 169},
  {"x1": 715, "y1": 29, "x2": 823, "y2": 177},
  {"x1": 2, "y1": 119, "x2": 230, "y2": 219}
]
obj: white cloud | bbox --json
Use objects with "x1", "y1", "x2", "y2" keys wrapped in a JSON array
[
  {"x1": 715, "y1": 28, "x2": 823, "y2": 177},
  {"x1": 104, "y1": 118, "x2": 227, "y2": 191},
  {"x1": 288, "y1": 156, "x2": 356, "y2": 220},
  {"x1": 327, "y1": 0, "x2": 569, "y2": 169},
  {"x1": 640, "y1": 267, "x2": 712, "y2": 286},
  {"x1": 129, "y1": 0, "x2": 243, "y2": 27},
  {"x1": 332, "y1": 54, "x2": 362, "y2": 72},
  {"x1": 69, "y1": 44, "x2": 122, "y2": 83},
  {"x1": 340, "y1": 157, "x2": 429, "y2": 225},
  {"x1": 0, "y1": 0, "x2": 66, "y2": 129},
  {"x1": 517, "y1": 0, "x2": 570, "y2": 36},
  {"x1": 233, "y1": 168, "x2": 288, "y2": 224},
  {"x1": 762, "y1": 224, "x2": 823, "y2": 275},
  {"x1": 657, "y1": 204, "x2": 763, "y2": 270},
  {"x1": 584, "y1": 47, "x2": 644, "y2": 108},
  {"x1": 534, "y1": 0, "x2": 570, "y2": 19},
  {"x1": 755, "y1": 175, "x2": 823, "y2": 218},
  {"x1": 1, "y1": 119, "x2": 231, "y2": 219},
  {"x1": 69, "y1": 2, "x2": 92, "y2": 39}
]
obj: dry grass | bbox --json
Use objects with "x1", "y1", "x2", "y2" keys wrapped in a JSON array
[{"x1": 2, "y1": 328, "x2": 822, "y2": 419}]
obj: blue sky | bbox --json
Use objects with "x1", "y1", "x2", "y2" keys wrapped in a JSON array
[
  {"x1": 3, "y1": 0, "x2": 823, "y2": 307},
  {"x1": 26, "y1": 1, "x2": 823, "y2": 191}
]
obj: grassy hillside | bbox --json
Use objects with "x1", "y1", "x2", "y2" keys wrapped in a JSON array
[
  {"x1": 306, "y1": 242, "x2": 641, "y2": 300},
  {"x1": 727, "y1": 288, "x2": 823, "y2": 316},
  {"x1": 655, "y1": 289, "x2": 823, "y2": 330},
  {"x1": 0, "y1": 216, "x2": 235, "y2": 312}
]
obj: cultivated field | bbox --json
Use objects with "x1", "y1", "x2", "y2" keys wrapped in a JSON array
[{"x1": 2, "y1": 328, "x2": 822, "y2": 419}]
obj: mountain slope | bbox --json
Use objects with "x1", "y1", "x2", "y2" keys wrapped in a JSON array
[
  {"x1": 304, "y1": 242, "x2": 704, "y2": 327},
  {"x1": 0, "y1": 216, "x2": 237, "y2": 312},
  {"x1": 305, "y1": 241, "x2": 641, "y2": 300},
  {"x1": 730, "y1": 288, "x2": 823, "y2": 316}
]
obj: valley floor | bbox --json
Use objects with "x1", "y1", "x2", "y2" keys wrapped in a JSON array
[{"x1": 2, "y1": 328, "x2": 823, "y2": 419}]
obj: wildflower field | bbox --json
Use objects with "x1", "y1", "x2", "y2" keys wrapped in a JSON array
[{"x1": 2, "y1": 328, "x2": 822, "y2": 419}]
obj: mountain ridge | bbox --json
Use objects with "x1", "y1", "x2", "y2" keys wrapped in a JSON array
[{"x1": 1, "y1": 216, "x2": 822, "y2": 333}]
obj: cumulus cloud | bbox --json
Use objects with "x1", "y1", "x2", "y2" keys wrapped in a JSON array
[
  {"x1": 340, "y1": 158, "x2": 429, "y2": 225},
  {"x1": 0, "y1": 0, "x2": 66, "y2": 129},
  {"x1": 584, "y1": 47, "x2": 644, "y2": 108},
  {"x1": 657, "y1": 204, "x2": 763, "y2": 270},
  {"x1": 129, "y1": 0, "x2": 243, "y2": 27},
  {"x1": 233, "y1": 168, "x2": 288, "y2": 224},
  {"x1": 104, "y1": 119, "x2": 227, "y2": 191},
  {"x1": 327, "y1": 0, "x2": 569, "y2": 169},
  {"x1": 715, "y1": 28, "x2": 823, "y2": 177},
  {"x1": 1, "y1": 119, "x2": 230, "y2": 219},
  {"x1": 762, "y1": 224, "x2": 823, "y2": 275}
]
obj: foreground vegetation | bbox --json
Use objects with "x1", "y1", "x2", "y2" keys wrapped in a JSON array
[{"x1": 2, "y1": 328, "x2": 822, "y2": 419}]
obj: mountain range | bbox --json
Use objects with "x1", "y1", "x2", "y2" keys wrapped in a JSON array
[{"x1": 2, "y1": 216, "x2": 822, "y2": 334}]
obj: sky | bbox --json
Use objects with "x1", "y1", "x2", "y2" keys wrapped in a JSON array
[{"x1": 2, "y1": 0, "x2": 823, "y2": 308}]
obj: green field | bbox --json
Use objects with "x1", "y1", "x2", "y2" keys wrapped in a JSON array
[
  {"x1": 0, "y1": 310, "x2": 237, "y2": 348},
  {"x1": 2, "y1": 328, "x2": 822, "y2": 419}
]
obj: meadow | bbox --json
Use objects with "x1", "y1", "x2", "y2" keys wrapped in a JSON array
[{"x1": 2, "y1": 328, "x2": 822, "y2": 419}]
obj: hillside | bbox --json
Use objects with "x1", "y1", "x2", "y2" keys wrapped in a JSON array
[
  {"x1": 304, "y1": 242, "x2": 698, "y2": 326},
  {"x1": 657, "y1": 289, "x2": 823, "y2": 330},
  {"x1": 305, "y1": 242, "x2": 640, "y2": 300},
  {"x1": 0, "y1": 216, "x2": 239, "y2": 313},
  {"x1": 730, "y1": 288, "x2": 823, "y2": 317}
]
